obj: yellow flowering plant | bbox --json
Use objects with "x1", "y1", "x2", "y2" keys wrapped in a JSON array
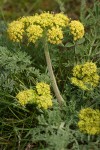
[
  {"x1": 1, "y1": 3, "x2": 100, "y2": 149},
  {"x1": 16, "y1": 82, "x2": 52, "y2": 109},
  {"x1": 7, "y1": 12, "x2": 85, "y2": 106}
]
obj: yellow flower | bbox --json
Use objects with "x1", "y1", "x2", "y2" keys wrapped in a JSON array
[
  {"x1": 78, "y1": 108, "x2": 100, "y2": 135},
  {"x1": 16, "y1": 89, "x2": 36, "y2": 106},
  {"x1": 91, "y1": 73, "x2": 99, "y2": 87},
  {"x1": 26, "y1": 25, "x2": 43, "y2": 43},
  {"x1": 72, "y1": 64, "x2": 82, "y2": 78},
  {"x1": 82, "y1": 62, "x2": 97, "y2": 76},
  {"x1": 7, "y1": 21, "x2": 24, "y2": 42},
  {"x1": 39, "y1": 12, "x2": 54, "y2": 28},
  {"x1": 71, "y1": 77, "x2": 88, "y2": 90},
  {"x1": 7, "y1": 12, "x2": 71, "y2": 45},
  {"x1": 53, "y1": 13, "x2": 69, "y2": 27},
  {"x1": 36, "y1": 82, "x2": 50, "y2": 95},
  {"x1": 19, "y1": 15, "x2": 41, "y2": 27},
  {"x1": 35, "y1": 82, "x2": 53, "y2": 109},
  {"x1": 16, "y1": 82, "x2": 53, "y2": 110},
  {"x1": 69, "y1": 20, "x2": 84, "y2": 41},
  {"x1": 71, "y1": 77, "x2": 80, "y2": 86},
  {"x1": 82, "y1": 73, "x2": 99, "y2": 88},
  {"x1": 71, "y1": 62, "x2": 99, "y2": 90},
  {"x1": 36, "y1": 94, "x2": 52, "y2": 109},
  {"x1": 47, "y1": 26, "x2": 63, "y2": 44}
]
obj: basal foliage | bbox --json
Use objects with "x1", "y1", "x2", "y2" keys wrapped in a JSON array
[{"x1": 0, "y1": 46, "x2": 50, "y2": 93}]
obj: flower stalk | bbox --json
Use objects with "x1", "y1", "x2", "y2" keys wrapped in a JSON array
[{"x1": 44, "y1": 39, "x2": 64, "y2": 106}]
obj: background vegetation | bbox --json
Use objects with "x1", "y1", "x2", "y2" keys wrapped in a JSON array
[{"x1": 0, "y1": 0, "x2": 95, "y2": 20}]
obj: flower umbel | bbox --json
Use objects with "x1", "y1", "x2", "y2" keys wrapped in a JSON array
[
  {"x1": 71, "y1": 62, "x2": 99, "y2": 90},
  {"x1": 53, "y1": 13, "x2": 69, "y2": 27},
  {"x1": 81, "y1": 62, "x2": 97, "y2": 76},
  {"x1": 39, "y1": 12, "x2": 54, "y2": 28},
  {"x1": 26, "y1": 25, "x2": 43, "y2": 43},
  {"x1": 16, "y1": 89, "x2": 36, "y2": 106},
  {"x1": 36, "y1": 82, "x2": 50, "y2": 95},
  {"x1": 16, "y1": 82, "x2": 53, "y2": 109},
  {"x1": 69, "y1": 20, "x2": 84, "y2": 41},
  {"x1": 36, "y1": 94, "x2": 52, "y2": 109},
  {"x1": 47, "y1": 26, "x2": 63, "y2": 44},
  {"x1": 72, "y1": 64, "x2": 82, "y2": 78},
  {"x1": 71, "y1": 77, "x2": 88, "y2": 90},
  {"x1": 7, "y1": 12, "x2": 71, "y2": 45},
  {"x1": 19, "y1": 15, "x2": 41, "y2": 27},
  {"x1": 7, "y1": 21, "x2": 24, "y2": 42},
  {"x1": 78, "y1": 108, "x2": 100, "y2": 135}
]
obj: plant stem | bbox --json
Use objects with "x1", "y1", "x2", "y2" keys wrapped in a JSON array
[{"x1": 44, "y1": 40, "x2": 64, "y2": 106}]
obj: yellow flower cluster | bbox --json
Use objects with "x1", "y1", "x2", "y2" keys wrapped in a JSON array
[
  {"x1": 7, "y1": 12, "x2": 85, "y2": 44},
  {"x1": 36, "y1": 82, "x2": 50, "y2": 95},
  {"x1": 72, "y1": 64, "x2": 82, "y2": 78},
  {"x1": 71, "y1": 77, "x2": 88, "y2": 90},
  {"x1": 78, "y1": 108, "x2": 100, "y2": 135},
  {"x1": 39, "y1": 12, "x2": 54, "y2": 28},
  {"x1": 7, "y1": 12, "x2": 70, "y2": 44},
  {"x1": 69, "y1": 20, "x2": 84, "y2": 41},
  {"x1": 20, "y1": 15, "x2": 41, "y2": 26},
  {"x1": 53, "y1": 13, "x2": 69, "y2": 27},
  {"x1": 71, "y1": 62, "x2": 99, "y2": 90},
  {"x1": 7, "y1": 21, "x2": 24, "y2": 42},
  {"x1": 26, "y1": 25, "x2": 43, "y2": 43},
  {"x1": 81, "y1": 62, "x2": 97, "y2": 76},
  {"x1": 16, "y1": 89, "x2": 36, "y2": 106},
  {"x1": 47, "y1": 26, "x2": 63, "y2": 44},
  {"x1": 16, "y1": 82, "x2": 52, "y2": 109},
  {"x1": 36, "y1": 82, "x2": 52, "y2": 109},
  {"x1": 36, "y1": 94, "x2": 52, "y2": 109}
]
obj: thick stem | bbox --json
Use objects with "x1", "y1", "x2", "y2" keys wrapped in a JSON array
[{"x1": 44, "y1": 41, "x2": 64, "y2": 106}]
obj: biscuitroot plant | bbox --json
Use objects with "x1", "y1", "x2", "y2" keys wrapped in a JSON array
[{"x1": 7, "y1": 12, "x2": 85, "y2": 106}]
